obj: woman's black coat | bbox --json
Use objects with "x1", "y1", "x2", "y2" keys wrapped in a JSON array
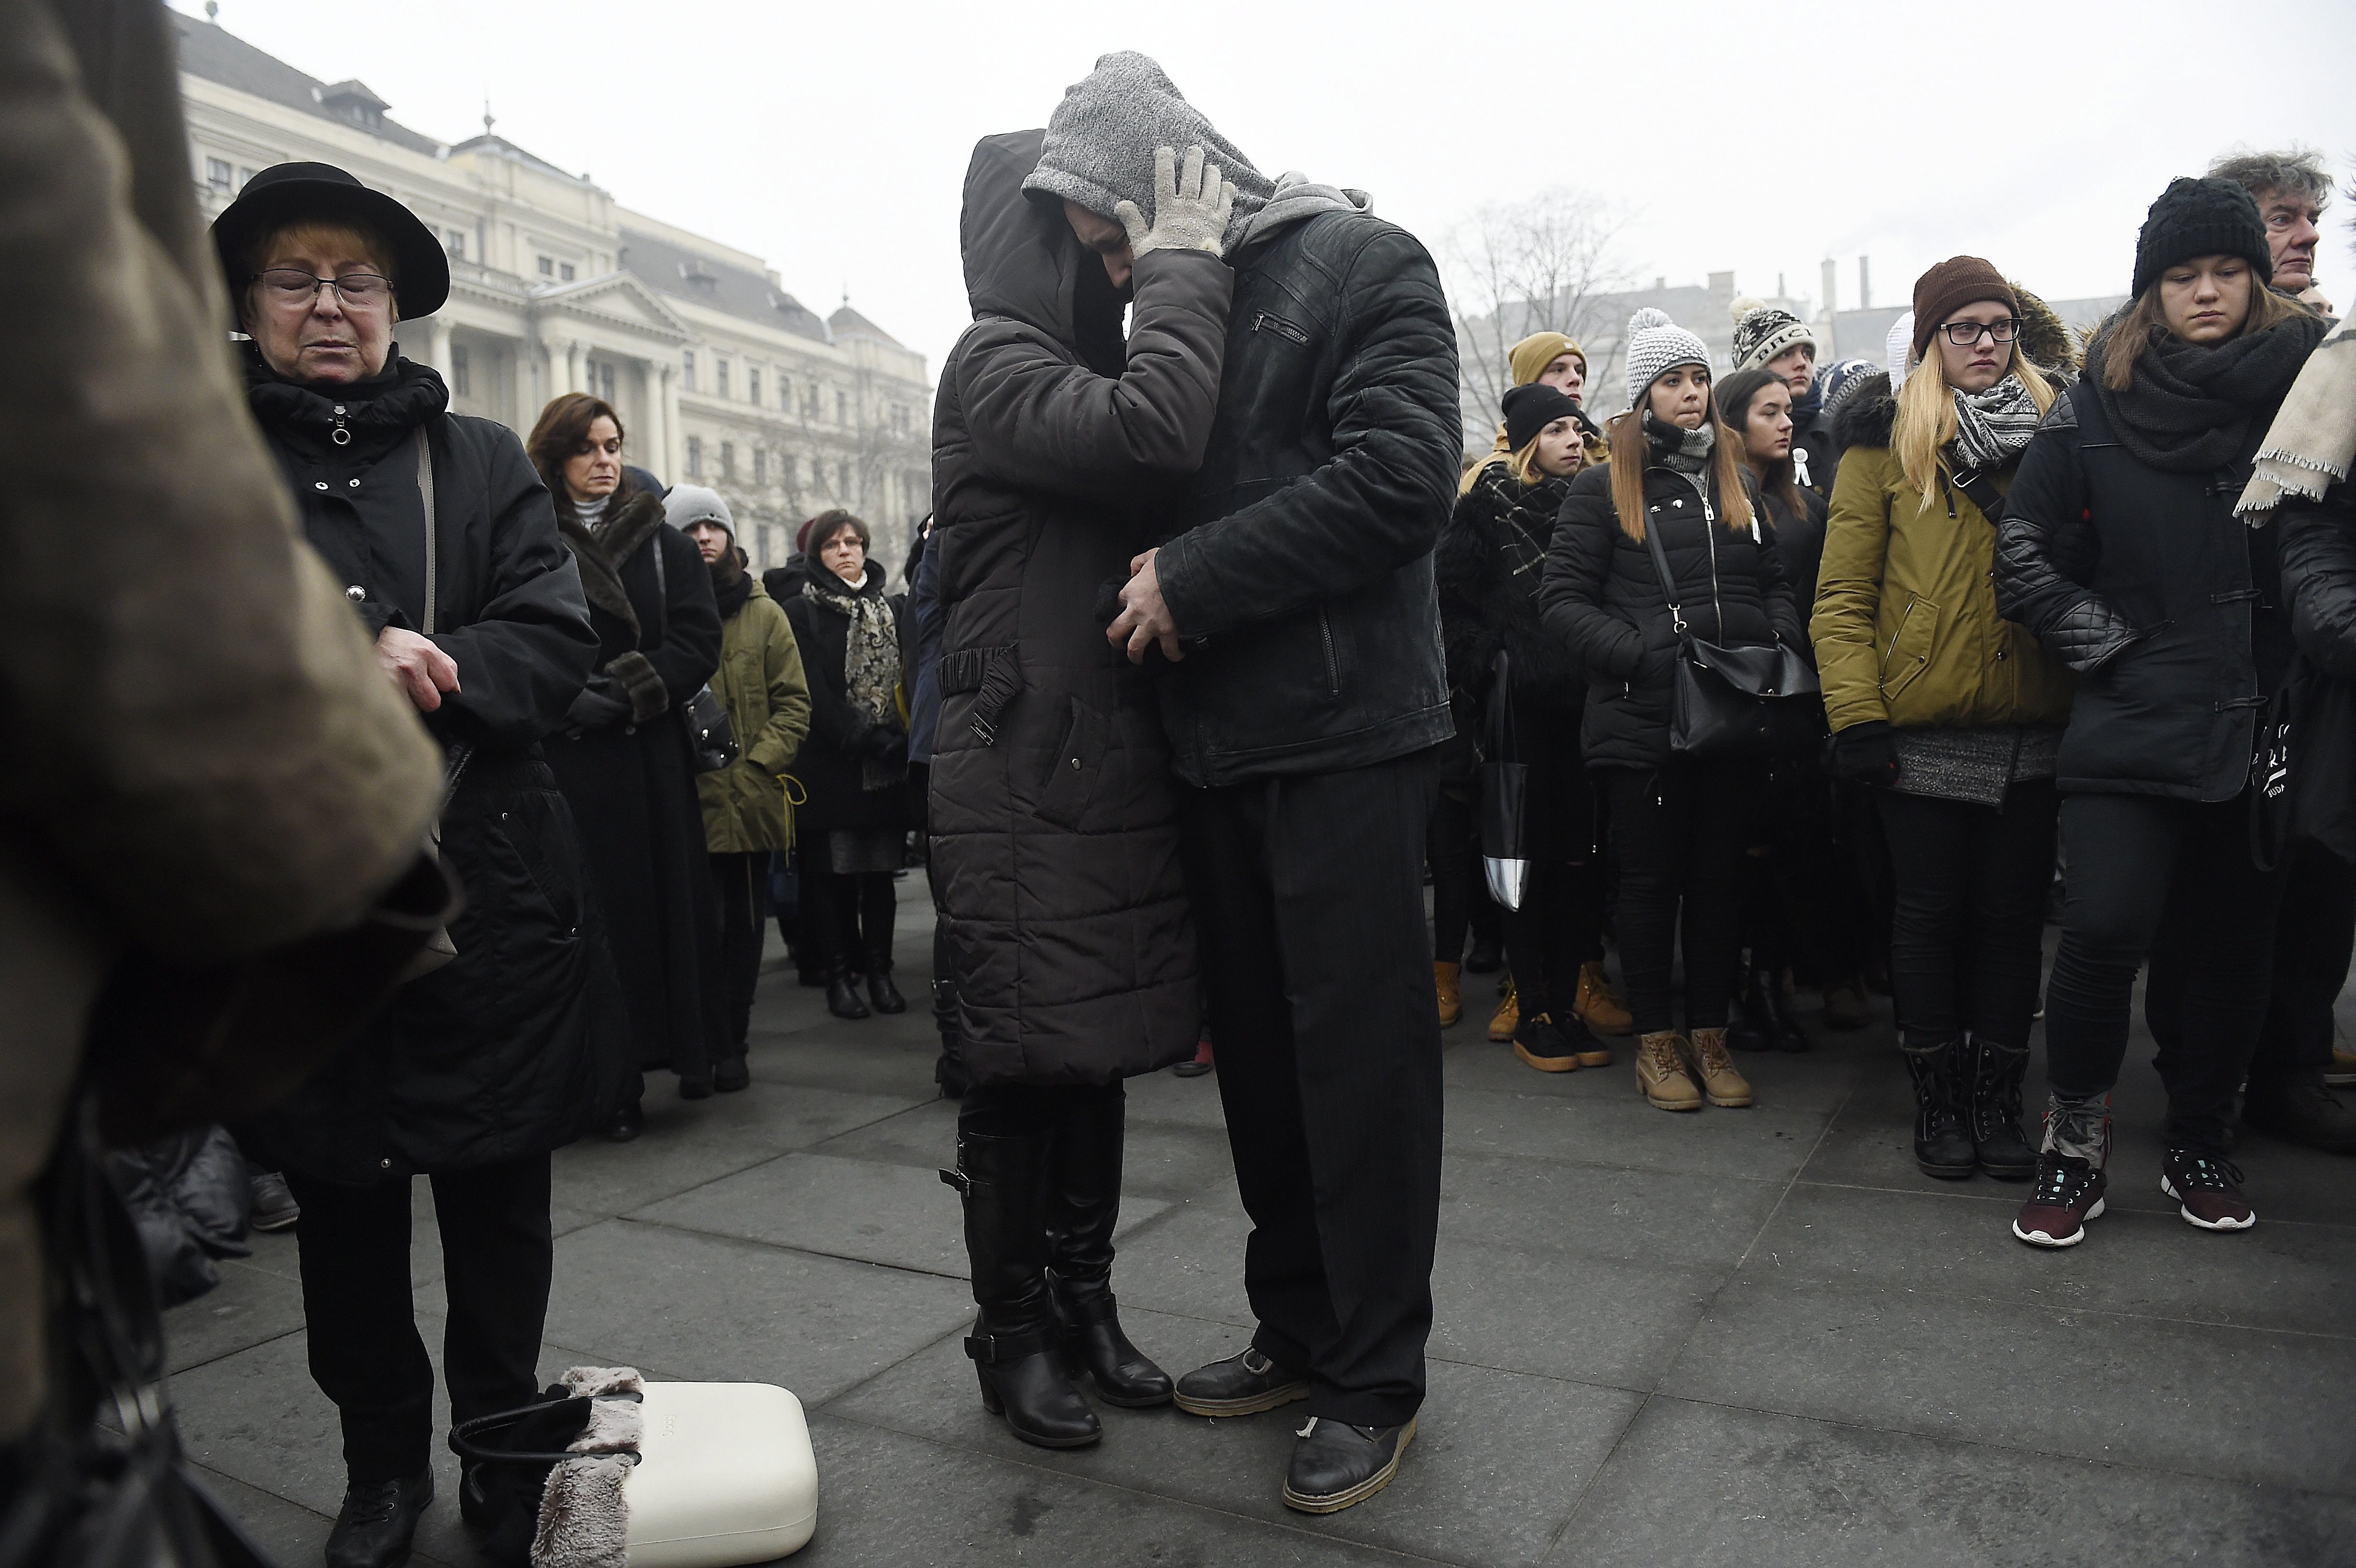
[
  {"x1": 542, "y1": 487, "x2": 726, "y2": 1077},
  {"x1": 1437, "y1": 465, "x2": 1585, "y2": 723},
  {"x1": 1538, "y1": 452, "x2": 1803, "y2": 772},
  {"x1": 238, "y1": 350, "x2": 630, "y2": 1181},
  {"x1": 780, "y1": 566, "x2": 912, "y2": 837}
]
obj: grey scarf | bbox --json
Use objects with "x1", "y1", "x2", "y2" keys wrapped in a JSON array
[
  {"x1": 1946, "y1": 374, "x2": 2041, "y2": 473},
  {"x1": 1645, "y1": 411, "x2": 1716, "y2": 504}
]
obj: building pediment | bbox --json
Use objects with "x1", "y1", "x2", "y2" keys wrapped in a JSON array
[{"x1": 532, "y1": 272, "x2": 690, "y2": 344}]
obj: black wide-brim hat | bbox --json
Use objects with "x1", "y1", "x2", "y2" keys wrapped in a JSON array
[{"x1": 209, "y1": 161, "x2": 449, "y2": 318}]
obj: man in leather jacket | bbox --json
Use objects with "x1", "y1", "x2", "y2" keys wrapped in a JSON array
[{"x1": 1027, "y1": 52, "x2": 1460, "y2": 1513}]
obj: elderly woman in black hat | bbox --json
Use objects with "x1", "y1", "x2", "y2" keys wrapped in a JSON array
[{"x1": 213, "y1": 162, "x2": 627, "y2": 1568}]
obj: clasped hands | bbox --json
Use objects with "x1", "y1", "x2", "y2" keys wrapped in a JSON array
[{"x1": 1106, "y1": 548, "x2": 1184, "y2": 665}]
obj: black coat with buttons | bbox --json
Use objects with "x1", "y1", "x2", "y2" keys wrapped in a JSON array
[
  {"x1": 238, "y1": 348, "x2": 631, "y2": 1182},
  {"x1": 1539, "y1": 441, "x2": 1804, "y2": 772}
]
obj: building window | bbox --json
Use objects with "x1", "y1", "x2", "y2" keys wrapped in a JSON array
[
  {"x1": 685, "y1": 436, "x2": 702, "y2": 478},
  {"x1": 559, "y1": 262, "x2": 576, "y2": 282},
  {"x1": 445, "y1": 228, "x2": 467, "y2": 259},
  {"x1": 720, "y1": 442, "x2": 735, "y2": 481},
  {"x1": 748, "y1": 370, "x2": 762, "y2": 407},
  {"x1": 838, "y1": 460, "x2": 851, "y2": 497},
  {"x1": 600, "y1": 363, "x2": 615, "y2": 402},
  {"x1": 890, "y1": 405, "x2": 909, "y2": 435},
  {"x1": 451, "y1": 342, "x2": 471, "y2": 397},
  {"x1": 205, "y1": 157, "x2": 231, "y2": 194},
  {"x1": 837, "y1": 391, "x2": 849, "y2": 425},
  {"x1": 238, "y1": 166, "x2": 259, "y2": 189},
  {"x1": 715, "y1": 359, "x2": 731, "y2": 400},
  {"x1": 753, "y1": 448, "x2": 767, "y2": 485},
  {"x1": 536, "y1": 255, "x2": 554, "y2": 276},
  {"x1": 811, "y1": 456, "x2": 826, "y2": 491},
  {"x1": 682, "y1": 351, "x2": 696, "y2": 392}
]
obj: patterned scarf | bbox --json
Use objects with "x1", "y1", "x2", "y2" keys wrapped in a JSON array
[
  {"x1": 1946, "y1": 374, "x2": 2042, "y2": 474},
  {"x1": 1644, "y1": 411, "x2": 1716, "y2": 504},
  {"x1": 803, "y1": 568, "x2": 902, "y2": 791}
]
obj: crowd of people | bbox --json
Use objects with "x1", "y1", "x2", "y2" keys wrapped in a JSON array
[{"x1": 5, "y1": 10, "x2": 2354, "y2": 1564}]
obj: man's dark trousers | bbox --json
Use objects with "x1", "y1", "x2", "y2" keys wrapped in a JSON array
[
  {"x1": 285, "y1": 1154, "x2": 554, "y2": 1480},
  {"x1": 2249, "y1": 842, "x2": 2356, "y2": 1091},
  {"x1": 1178, "y1": 747, "x2": 1444, "y2": 1429}
]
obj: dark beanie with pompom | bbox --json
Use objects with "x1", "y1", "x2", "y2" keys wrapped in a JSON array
[{"x1": 2132, "y1": 176, "x2": 2272, "y2": 297}]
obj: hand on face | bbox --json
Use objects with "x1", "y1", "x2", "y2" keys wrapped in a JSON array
[
  {"x1": 1065, "y1": 200, "x2": 1134, "y2": 290},
  {"x1": 246, "y1": 239, "x2": 395, "y2": 385}
]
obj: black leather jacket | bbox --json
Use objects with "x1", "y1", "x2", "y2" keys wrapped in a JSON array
[{"x1": 1151, "y1": 207, "x2": 1461, "y2": 786}]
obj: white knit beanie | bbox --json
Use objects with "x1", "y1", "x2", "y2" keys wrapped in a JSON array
[
  {"x1": 1886, "y1": 312, "x2": 1916, "y2": 394},
  {"x1": 1623, "y1": 307, "x2": 1712, "y2": 404}
]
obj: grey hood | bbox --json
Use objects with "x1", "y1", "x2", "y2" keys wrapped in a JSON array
[{"x1": 1023, "y1": 51, "x2": 1368, "y2": 255}]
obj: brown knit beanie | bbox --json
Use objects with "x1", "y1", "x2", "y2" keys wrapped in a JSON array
[{"x1": 1911, "y1": 257, "x2": 2018, "y2": 358}]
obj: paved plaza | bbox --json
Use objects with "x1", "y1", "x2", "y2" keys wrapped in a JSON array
[{"x1": 170, "y1": 877, "x2": 2356, "y2": 1566}]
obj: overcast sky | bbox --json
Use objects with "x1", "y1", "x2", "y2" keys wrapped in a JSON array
[{"x1": 174, "y1": 0, "x2": 2356, "y2": 382}]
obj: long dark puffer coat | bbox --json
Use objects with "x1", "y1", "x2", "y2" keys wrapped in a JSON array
[
  {"x1": 542, "y1": 483, "x2": 725, "y2": 1076},
  {"x1": 780, "y1": 564, "x2": 912, "y2": 835},
  {"x1": 1539, "y1": 429, "x2": 1804, "y2": 772},
  {"x1": 1436, "y1": 465, "x2": 1584, "y2": 721},
  {"x1": 926, "y1": 129, "x2": 1227, "y2": 1085},
  {"x1": 239, "y1": 350, "x2": 629, "y2": 1182}
]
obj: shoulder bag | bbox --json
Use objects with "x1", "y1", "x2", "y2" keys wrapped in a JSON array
[
  {"x1": 648, "y1": 518, "x2": 742, "y2": 773},
  {"x1": 1637, "y1": 505, "x2": 1820, "y2": 759}
]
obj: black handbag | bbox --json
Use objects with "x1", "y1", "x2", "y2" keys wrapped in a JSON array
[
  {"x1": 1637, "y1": 509, "x2": 1819, "y2": 759},
  {"x1": 2251, "y1": 652, "x2": 2356, "y2": 871},
  {"x1": 1477, "y1": 650, "x2": 1530, "y2": 910},
  {"x1": 686, "y1": 684, "x2": 740, "y2": 773}
]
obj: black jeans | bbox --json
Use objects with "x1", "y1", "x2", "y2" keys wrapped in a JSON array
[
  {"x1": 709, "y1": 851, "x2": 769, "y2": 1055},
  {"x1": 1178, "y1": 748, "x2": 1443, "y2": 1428},
  {"x1": 1601, "y1": 762, "x2": 1757, "y2": 1034},
  {"x1": 2250, "y1": 843, "x2": 2356, "y2": 1090},
  {"x1": 1427, "y1": 787, "x2": 1480, "y2": 968},
  {"x1": 1503, "y1": 738, "x2": 1603, "y2": 1020},
  {"x1": 2045, "y1": 792, "x2": 2290, "y2": 1156},
  {"x1": 796, "y1": 847, "x2": 898, "y2": 975},
  {"x1": 284, "y1": 1156, "x2": 553, "y2": 1481},
  {"x1": 1875, "y1": 781, "x2": 2059, "y2": 1050}
]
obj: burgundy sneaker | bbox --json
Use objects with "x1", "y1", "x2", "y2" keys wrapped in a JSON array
[
  {"x1": 2011, "y1": 1152, "x2": 2106, "y2": 1248},
  {"x1": 2161, "y1": 1148, "x2": 2255, "y2": 1231}
]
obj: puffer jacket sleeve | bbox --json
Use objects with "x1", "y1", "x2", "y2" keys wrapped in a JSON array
[
  {"x1": 2280, "y1": 490, "x2": 2356, "y2": 683},
  {"x1": 1540, "y1": 466, "x2": 1645, "y2": 681},
  {"x1": 1996, "y1": 397, "x2": 2140, "y2": 671},
  {"x1": 1155, "y1": 224, "x2": 1460, "y2": 638},
  {"x1": 958, "y1": 247, "x2": 1232, "y2": 499},
  {"x1": 1811, "y1": 446, "x2": 1895, "y2": 730},
  {"x1": 748, "y1": 602, "x2": 811, "y2": 774},
  {"x1": 428, "y1": 430, "x2": 599, "y2": 748}
]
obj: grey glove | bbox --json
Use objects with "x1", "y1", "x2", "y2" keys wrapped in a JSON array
[{"x1": 1115, "y1": 145, "x2": 1238, "y2": 261}]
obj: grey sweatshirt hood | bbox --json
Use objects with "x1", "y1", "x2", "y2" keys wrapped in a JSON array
[{"x1": 1022, "y1": 51, "x2": 1369, "y2": 255}]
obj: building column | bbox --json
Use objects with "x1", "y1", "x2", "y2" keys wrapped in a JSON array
[
  {"x1": 637, "y1": 359, "x2": 665, "y2": 481},
  {"x1": 404, "y1": 316, "x2": 447, "y2": 378},
  {"x1": 659, "y1": 365, "x2": 682, "y2": 485}
]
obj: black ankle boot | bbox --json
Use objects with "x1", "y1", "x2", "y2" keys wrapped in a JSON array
[
  {"x1": 1901, "y1": 1038, "x2": 1976, "y2": 1179},
  {"x1": 1725, "y1": 967, "x2": 1773, "y2": 1052},
  {"x1": 942, "y1": 1132, "x2": 1101, "y2": 1448},
  {"x1": 826, "y1": 968, "x2": 870, "y2": 1020},
  {"x1": 326, "y1": 1470, "x2": 433, "y2": 1568},
  {"x1": 1965, "y1": 1034, "x2": 2036, "y2": 1180},
  {"x1": 1752, "y1": 965, "x2": 1810, "y2": 1052},
  {"x1": 868, "y1": 967, "x2": 907, "y2": 1014},
  {"x1": 1044, "y1": 1089, "x2": 1172, "y2": 1408}
]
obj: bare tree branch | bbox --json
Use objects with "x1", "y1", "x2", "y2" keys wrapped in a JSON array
[{"x1": 1441, "y1": 187, "x2": 1635, "y2": 445}]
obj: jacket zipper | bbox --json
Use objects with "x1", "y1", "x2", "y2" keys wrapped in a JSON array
[
  {"x1": 1700, "y1": 492, "x2": 1724, "y2": 632},
  {"x1": 1254, "y1": 311, "x2": 1309, "y2": 345},
  {"x1": 1318, "y1": 608, "x2": 1340, "y2": 698}
]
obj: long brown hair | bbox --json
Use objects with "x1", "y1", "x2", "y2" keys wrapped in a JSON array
[
  {"x1": 2096, "y1": 276, "x2": 2316, "y2": 392},
  {"x1": 1603, "y1": 394, "x2": 1755, "y2": 543},
  {"x1": 1715, "y1": 367, "x2": 1805, "y2": 519},
  {"x1": 526, "y1": 392, "x2": 628, "y2": 504}
]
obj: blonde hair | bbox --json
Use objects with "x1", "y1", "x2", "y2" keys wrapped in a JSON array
[
  {"x1": 1603, "y1": 400, "x2": 1754, "y2": 543},
  {"x1": 1892, "y1": 341, "x2": 2053, "y2": 499}
]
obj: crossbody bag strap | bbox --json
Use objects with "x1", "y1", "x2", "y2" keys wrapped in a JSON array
[
  {"x1": 1952, "y1": 465, "x2": 2007, "y2": 527},
  {"x1": 1637, "y1": 514, "x2": 1688, "y2": 636},
  {"x1": 413, "y1": 426, "x2": 437, "y2": 635}
]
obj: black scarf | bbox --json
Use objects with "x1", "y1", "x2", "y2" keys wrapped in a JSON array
[
  {"x1": 710, "y1": 553, "x2": 751, "y2": 620},
  {"x1": 241, "y1": 341, "x2": 448, "y2": 462},
  {"x1": 2091, "y1": 313, "x2": 2328, "y2": 473}
]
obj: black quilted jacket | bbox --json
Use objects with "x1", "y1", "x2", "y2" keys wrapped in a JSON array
[{"x1": 1996, "y1": 382, "x2": 2286, "y2": 801}]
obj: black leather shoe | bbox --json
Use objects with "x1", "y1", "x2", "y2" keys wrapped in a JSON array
[
  {"x1": 827, "y1": 973, "x2": 871, "y2": 1020},
  {"x1": 868, "y1": 969, "x2": 907, "y2": 1014},
  {"x1": 605, "y1": 1099, "x2": 643, "y2": 1143},
  {"x1": 676, "y1": 1071, "x2": 713, "y2": 1100},
  {"x1": 326, "y1": 1470, "x2": 433, "y2": 1568},
  {"x1": 1283, "y1": 1415, "x2": 1417, "y2": 1514},
  {"x1": 713, "y1": 1056, "x2": 751, "y2": 1093},
  {"x1": 1173, "y1": 1346, "x2": 1309, "y2": 1416}
]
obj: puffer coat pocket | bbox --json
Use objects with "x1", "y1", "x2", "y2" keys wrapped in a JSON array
[
  {"x1": 1880, "y1": 595, "x2": 1940, "y2": 702},
  {"x1": 1034, "y1": 696, "x2": 1109, "y2": 830}
]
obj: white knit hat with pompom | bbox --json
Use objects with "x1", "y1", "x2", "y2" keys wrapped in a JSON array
[
  {"x1": 1886, "y1": 312, "x2": 1917, "y2": 393},
  {"x1": 1623, "y1": 306, "x2": 1712, "y2": 404}
]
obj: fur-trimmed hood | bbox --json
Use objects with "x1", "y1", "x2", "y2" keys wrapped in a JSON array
[
  {"x1": 1834, "y1": 372, "x2": 1898, "y2": 452},
  {"x1": 555, "y1": 486, "x2": 665, "y2": 634}
]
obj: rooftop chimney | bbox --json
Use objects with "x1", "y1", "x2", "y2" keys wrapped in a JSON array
[
  {"x1": 1859, "y1": 256, "x2": 1872, "y2": 311},
  {"x1": 1820, "y1": 259, "x2": 1838, "y2": 317}
]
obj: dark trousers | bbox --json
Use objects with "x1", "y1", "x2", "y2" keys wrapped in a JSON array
[
  {"x1": 796, "y1": 848, "x2": 898, "y2": 974},
  {"x1": 1427, "y1": 787, "x2": 1480, "y2": 967},
  {"x1": 2045, "y1": 792, "x2": 2290, "y2": 1156},
  {"x1": 709, "y1": 851, "x2": 769, "y2": 1056},
  {"x1": 1602, "y1": 762, "x2": 1756, "y2": 1034},
  {"x1": 1178, "y1": 748, "x2": 1443, "y2": 1428},
  {"x1": 1745, "y1": 758, "x2": 1876, "y2": 985},
  {"x1": 2250, "y1": 843, "x2": 2356, "y2": 1090},
  {"x1": 1875, "y1": 781, "x2": 2059, "y2": 1050},
  {"x1": 1504, "y1": 748, "x2": 1603, "y2": 1020},
  {"x1": 284, "y1": 1155, "x2": 553, "y2": 1481}
]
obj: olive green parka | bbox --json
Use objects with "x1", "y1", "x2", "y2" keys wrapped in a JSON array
[{"x1": 697, "y1": 579, "x2": 812, "y2": 852}]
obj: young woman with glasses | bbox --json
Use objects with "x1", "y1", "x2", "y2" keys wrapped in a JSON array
[
  {"x1": 1811, "y1": 259, "x2": 2075, "y2": 1182},
  {"x1": 1998, "y1": 179, "x2": 2329, "y2": 1246}
]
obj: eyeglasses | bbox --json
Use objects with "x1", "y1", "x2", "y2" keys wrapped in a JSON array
[
  {"x1": 255, "y1": 269, "x2": 393, "y2": 309},
  {"x1": 1940, "y1": 318, "x2": 2021, "y2": 347}
]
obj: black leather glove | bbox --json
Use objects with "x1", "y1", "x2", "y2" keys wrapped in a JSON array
[
  {"x1": 565, "y1": 674, "x2": 632, "y2": 730},
  {"x1": 1830, "y1": 720, "x2": 1900, "y2": 787},
  {"x1": 859, "y1": 719, "x2": 908, "y2": 761}
]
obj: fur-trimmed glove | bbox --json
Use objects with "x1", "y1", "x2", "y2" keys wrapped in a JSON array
[
  {"x1": 604, "y1": 651, "x2": 669, "y2": 725},
  {"x1": 1115, "y1": 145, "x2": 1238, "y2": 261},
  {"x1": 1830, "y1": 720, "x2": 1900, "y2": 787}
]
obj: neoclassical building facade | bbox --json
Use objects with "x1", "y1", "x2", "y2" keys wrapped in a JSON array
[{"x1": 174, "y1": 12, "x2": 931, "y2": 571}]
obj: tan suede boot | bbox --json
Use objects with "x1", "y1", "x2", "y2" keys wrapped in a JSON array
[
  {"x1": 1686, "y1": 1028, "x2": 1754, "y2": 1108},
  {"x1": 1488, "y1": 980, "x2": 1520, "y2": 1043},
  {"x1": 1573, "y1": 961, "x2": 1635, "y2": 1036},
  {"x1": 1434, "y1": 962, "x2": 1462, "y2": 1028},
  {"x1": 1636, "y1": 1031, "x2": 1702, "y2": 1111}
]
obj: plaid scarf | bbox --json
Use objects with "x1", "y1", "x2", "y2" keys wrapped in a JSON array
[{"x1": 1946, "y1": 374, "x2": 2041, "y2": 474}]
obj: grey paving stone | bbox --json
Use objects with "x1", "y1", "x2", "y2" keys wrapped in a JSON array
[
  {"x1": 1120, "y1": 1062, "x2": 1236, "y2": 1131},
  {"x1": 1098, "y1": 1199, "x2": 1258, "y2": 1328},
  {"x1": 747, "y1": 1028, "x2": 947, "y2": 1097},
  {"x1": 1545, "y1": 1396, "x2": 2356, "y2": 1568},
  {"x1": 825, "y1": 1308, "x2": 1640, "y2": 1567},
  {"x1": 1444, "y1": 1082, "x2": 1835, "y2": 1185},
  {"x1": 1753, "y1": 1178, "x2": 2356, "y2": 1336},
  {"x1": 1428, "y1": 1238, "x2": 1716, "y2": 1393},
  {"x1": 164, "y1": 1256, "x2": 307, "y2": 1374},
  {"x1": 1658, "y1": 1274, "x2": 2356, "y2": 1495},
  {"x1": 1437, "y1": 1152, "x2": 1788, "y2": 1273},
  {"x1": 551, "y1": 1079, "x2": 921, "y2": 1217},
  {"x1": 541, "y1": 1218, "x2": 975, "y2": 1404},
  {"x1": 810, "y1": 1095, "x2": 1243, "y2": 1201}
]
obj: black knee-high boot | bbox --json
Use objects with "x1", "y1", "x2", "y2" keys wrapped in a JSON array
[
  {"x1": 942, "y1": 1132, "x2": 1100, "y2": 1448},
  {"x1": 1042, "y1": 1090, "x2": 1171, "y2": 1408}
]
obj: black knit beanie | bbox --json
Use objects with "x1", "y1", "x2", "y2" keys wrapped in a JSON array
[
  {"x1": 2133, "y1": 177, "x2": 2272, "y2": 297},
  {"x1": 1503, "y1": 383, "x2": 1582, "y2": 453}
]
